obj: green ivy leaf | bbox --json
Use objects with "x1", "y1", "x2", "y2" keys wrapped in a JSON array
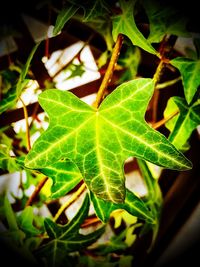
[
  {"x1": 90, "y1": 188, "x2": 155, "y2": 223},
  {"x1": 25, "y1": 78, "x2": 192, "y2": 203},
  {"x1": 40, "y1": 159, "x2": 82, "y2": 199},
  {"x1": 35, "y1": 194, "x2": 104, "y2": 267},
  {"x1": 118, "y1": 46, "x2": 141, "y2": 82},
  {"x1": 170, "y1": 57, "x2": 200, "y2": 104},
  {"x1": 141, "y1": 0, "x2": 189, "y2": 43},
  {"x1": 1, "y1": 198, "x2": 38, "y2": 265},
  {"x1": 16, "y1": 43, "x2": 40, "y2": 96},
  {"x1": 112, "y1": 0, "x2": 158, "y2": 55},
  {"x1": 165, "y1": 97, "x2": 200, "y2": 151},
  {"x1": 53, "y1": 4, "x2": 79, "y2": 36}
]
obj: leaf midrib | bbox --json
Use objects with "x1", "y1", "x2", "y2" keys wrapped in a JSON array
[{"x1": 95, "y1": 113, "x2": 115, "y2": 202}]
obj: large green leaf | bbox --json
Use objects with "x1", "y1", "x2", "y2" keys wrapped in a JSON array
[
  {"x1": 25, "y1": 78, "x2": 192, "y2": 203},
  {"x1": 90, "y1": 188, "x2": 155, "y2": 223},
  {"x1": 141, "y1": 0, "x2": 189, "y2": 43},
  {"x1": 170, "y1": 57, "x2": 200, "y2": 104},
  {"x1": 40, "y1": 159, "x2": 82, "y2": 199},
  {"x1": 165, "y1": 97, "x2": 200, "y2": 151},
  {"x1": 35, "y1": 194, "x2": 104, "y2": 267},
  {"x1": 112, "y1": 0, "x2": 158, "y2": 55}
]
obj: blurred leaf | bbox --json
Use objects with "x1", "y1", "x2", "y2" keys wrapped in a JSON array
[
  {"x1": 0, "y1": 43, "x2": 39, "y2": 114},
  {"x1": 170, "y1": 57, "x2": 200, "y2": 104},
  {"x1": 67, "y1": 0, "x2": 110, "y2": 22},
  {"x1": 124, "y1": 225, "x2": 137, "y2": 247},
  {"x1": 112, "y1": 0, "x2": 158, "y2": 55},
  {"x1": 118, "y1": 45, "x2": 141, "y2": 82},
  {"x1": 119, "y1": 255, "x2": 133, "y2": 267},
  {"x1": 0, "y1": 133, "x2": 19, "y2": 172},
  {"x1": 4, "y1": 196, "x2": 18, "y2": 231},
  {"x1": 137, "y1": 159, "x2": 162, "y2": 209},
  {"x1": 94, "y1": 229, "x2": 128, "y2": 255},
  {"x1": 193, "y1": 38, "x2": 200, "y2": 59},
  {"x1": 111, "y1": 210, "x2": 137, "y2": 229},
  {"x1": 137, "y1": 159, "x2": 162, "y2": 247},
  {"x1": 17, "y1": 206, "x2": 41, "y2": 237},
  {"x1": 141, "y1": 0, "x2": 189, "y2": 43},
  {"x1": 53, "y1": 4, "x2": 79, "y2": 36}
]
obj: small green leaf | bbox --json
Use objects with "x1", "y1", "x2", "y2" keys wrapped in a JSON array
[
  {"x1": 0, "y1": 43, "x2": 39, "y2": 114},
  {"x1": 16, "y1": 43, "x2": 40, "y2": 96},
  {"x1": 90, "y1": 188, "x2": 155, "y2": 224},
  {"x1": 53, "y1": 4, "x2": 79, "y2": 36},
  {"x1": 25, "y1": 78, "x2": 192, "y2": 203},
  {"x1": 35, "y1": 194, "x2": 104, "y2": 267},
  {"x1": 17, "y1": 206, "x2": 41, "y2": 236},
  {"x1": 112, "y1": 0, "x2": 158, "y2": 55},
  {"x1": 39, "y1": 159, "x2": 82, "y2": 199},
  {"x1": 0, "y1": 148, "x2": 18, "y2": 173},
  {"x1": 170, "y1": 57, "x2": 200, "y2": 104},
  {"x1": 165, "y1": 97, "x2": 200, "y2": 151}
]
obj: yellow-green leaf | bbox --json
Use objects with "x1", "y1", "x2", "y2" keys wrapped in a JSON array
[{"x1": 25, "y1": 78, "x2": 192, "y2": 203}]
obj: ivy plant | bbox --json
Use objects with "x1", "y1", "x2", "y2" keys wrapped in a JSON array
[{"x1": 0, "y1": 0, "x2": 199, "y2": 267}]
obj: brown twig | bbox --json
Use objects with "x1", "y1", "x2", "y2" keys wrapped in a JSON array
[
  {"x1": 53, "y1": 182, "x2": 86, "y2": 222},
  {"x1": 25, "y1": 176, "x2": 49, "y2": 207},
  {"x1": 81, "y1": 216, "x2": 101, "y2": 228},
  {"x1": 152, "y1": 110, "x2": 179, "y2": 130},
  {"x1": 93, "y1": 34, "x2": 124, "y2": 108}
]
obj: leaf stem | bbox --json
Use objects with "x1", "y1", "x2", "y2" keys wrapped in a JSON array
[
  {"x1": 53, "y1": 182, "x2": 86, "y2": 222},
  {"x1": 153, "y1": 61, "x2": 165, "y2": 85},
  {"x1": 25, "y1": 176, "x2": 49, "y2": 207},
  {"x1": 81, "y1": 216, "x2": 101, "y2": 228},
  {"x1": 93, "y1": 34, "x2": 124, "y2": 108},
  {"x1": 156, "y1": 76, "x2": 181, "y2": 89},
  {"x1": 152, "y1": 109, "x2": 179, "y2": 130},
  {"x1": 19, "y1": 97, "x2": 31, "y2": 151}
]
